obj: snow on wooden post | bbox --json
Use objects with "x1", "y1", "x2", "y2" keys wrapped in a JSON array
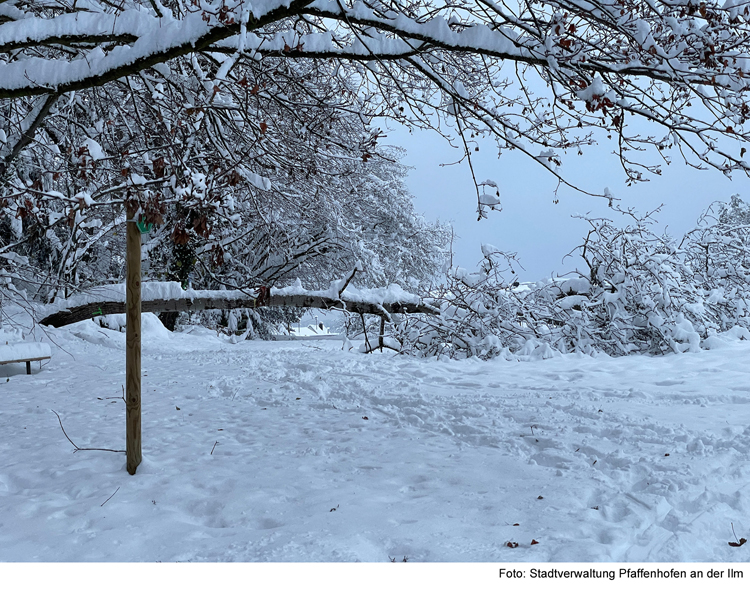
[{"x1": 125, "y1": 203, "x2": 142, "y2": 475}]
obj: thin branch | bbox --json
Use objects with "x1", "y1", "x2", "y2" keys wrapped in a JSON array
[
  {"x1": 100, "y1": 486, "x2": 120, "y2": 507},
  {"x1": 50, "y1": 409, "x2": 125, "y2": 453},
  {"x1": 0, "y1": 93, "x2": 59, "y2": 176},
  {"x1": 337, "y1": 267, "x2": 359, "y2": 299}
]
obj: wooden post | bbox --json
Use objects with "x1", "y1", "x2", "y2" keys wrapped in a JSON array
[{"x1": 126, "y1": 203, "x2": 142, "y2": 475}]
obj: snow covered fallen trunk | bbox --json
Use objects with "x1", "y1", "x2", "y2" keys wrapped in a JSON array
[{"x1": 38, "y1": 281, "x2": 438, "y2": 328}]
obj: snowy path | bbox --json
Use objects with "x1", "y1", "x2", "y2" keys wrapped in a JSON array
[{"x1": 2, "y1": 317, "x2": 750, "y2": 561}]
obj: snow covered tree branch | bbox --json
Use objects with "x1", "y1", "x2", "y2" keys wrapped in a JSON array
[
  {"x1": 0, "y1": 0, "x2": 318, "y2": 99},
  {"x1": 2, "y1": 0, "x2": 750, "y2": 196}
]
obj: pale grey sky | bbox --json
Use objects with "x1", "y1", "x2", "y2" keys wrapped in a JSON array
[{"x1": 385, "y1": 125, "x2": 749, "y2": 282}]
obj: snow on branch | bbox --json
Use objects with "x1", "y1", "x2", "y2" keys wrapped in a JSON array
[{"x1": 0, "y1": 0, "x2": 315, "y2": 99}]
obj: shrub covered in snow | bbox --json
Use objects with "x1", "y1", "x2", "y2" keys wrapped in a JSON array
[
  {"x1": 393, "y1": 247, "x2": 538, "y2": 360},
  {"x1": 548, "y1": 207, "x2": 703, "y2": 355},
  {"x1": 394, "y1": 197, "x2": 750, "y2": 359},
  {"x1": 680, "y1": 195, "x2": 750, "y2": 335}
]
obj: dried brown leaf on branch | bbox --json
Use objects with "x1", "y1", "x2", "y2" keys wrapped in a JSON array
[{"x1": 171, "y1": 224, "x2": 190, "y2": 246}]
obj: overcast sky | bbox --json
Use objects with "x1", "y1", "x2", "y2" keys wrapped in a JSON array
[{"x1": 384, "y1": 124, "x2": 749, "y2": 282}]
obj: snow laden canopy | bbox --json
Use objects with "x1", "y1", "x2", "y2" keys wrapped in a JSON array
[{"x1": 2, "y1": 0, "x2": 750, "y2": 200}]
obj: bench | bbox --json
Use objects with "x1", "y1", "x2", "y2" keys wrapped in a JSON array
[{"x1": 0, "y1": 342, "x2": 52, "y2": 375}]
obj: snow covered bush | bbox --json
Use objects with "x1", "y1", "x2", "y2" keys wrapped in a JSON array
[
  {"x1": 175, "y1": 306, "x2": 303, "y2": 340},
  {"x1": 548, "y1": 208, "x2": 703, "y2": 355},
  {"x1": 393, "y1": 246, "x2": 538, "y2": 360},
  {"x1": 680, "y1": 196, "x2": 750, "y2": 335},
  {"x1": 395, "y1": 198, "x2": 750, "y2": 359}
]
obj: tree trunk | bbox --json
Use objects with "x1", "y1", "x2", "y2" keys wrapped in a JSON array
[
  {"x1": 40, "y1": 289, "x2": 438, "y2": 328},
  {"x1": 125, "y1": 204, "x2": 142, "y2": 475}
]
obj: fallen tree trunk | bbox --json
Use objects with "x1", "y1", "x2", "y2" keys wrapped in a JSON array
[{"x1": 39, "y1": 286, "x2": 438, "y2": 328}]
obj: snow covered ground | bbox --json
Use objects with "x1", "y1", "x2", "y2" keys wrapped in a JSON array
[{"x1": 2, "y1": 313, "x2": 750, "y2": 562}]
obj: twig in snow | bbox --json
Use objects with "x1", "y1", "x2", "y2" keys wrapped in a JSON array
[
  {"x1": 97, "y1": 390, "x2": 124, "y2": 401},
  {"x1": 100, "y1": 486, "x2": 120, "y2": 507},
  {"x1": 210, "y1": 441, "x2": 218, "y2": 455},
  {"x1": 50, "y1": 409, "x2": 125, "y2": 453},
  {"x1": 52, "y1": 409, "x2": 77, "y2": 448}
]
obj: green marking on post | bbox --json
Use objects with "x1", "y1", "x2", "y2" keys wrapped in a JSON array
[
  {"x1": 136, "y1": 215, "x2": 153, "y2": 234},
  {"x1": 93, "y1": 307, "x2": 104, "y2": 316}
]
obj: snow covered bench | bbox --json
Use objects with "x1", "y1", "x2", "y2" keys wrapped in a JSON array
[{"x1": 0, "y1": 342, "x2": 51, "y2": 375}]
